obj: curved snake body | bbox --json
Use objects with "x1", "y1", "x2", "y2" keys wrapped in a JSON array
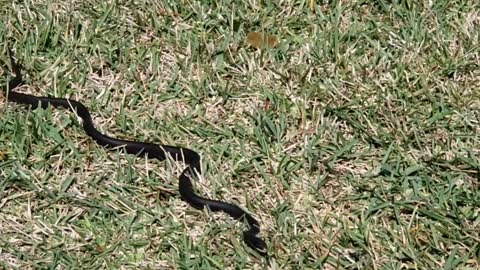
[{"x1": 3, "y1": 49, "x2": 266, "y2": 256}]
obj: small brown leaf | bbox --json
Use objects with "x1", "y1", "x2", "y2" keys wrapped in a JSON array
[
  {"x1": 246, "y1": 32, "x2": 278, "y2": 49},
  {"x1": 95, "y1": 245, "x2": 105, "y2": 253}
]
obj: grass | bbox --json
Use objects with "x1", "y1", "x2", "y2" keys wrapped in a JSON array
[{"x1": 1, "y1": 0, "x2": 479, "y2": 269}]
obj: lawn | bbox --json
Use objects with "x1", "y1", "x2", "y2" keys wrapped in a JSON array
[{"x1": 1, "y1": 0, "x2": 479, "y2": 269}]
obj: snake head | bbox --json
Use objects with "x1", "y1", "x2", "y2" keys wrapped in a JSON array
[{"x1": 243, "y1": 231, "x2": 268, "y2": 257}]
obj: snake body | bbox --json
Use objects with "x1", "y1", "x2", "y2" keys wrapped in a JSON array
[{"x1": 3, "y1": 49, "x2": 266, "y2": 256}]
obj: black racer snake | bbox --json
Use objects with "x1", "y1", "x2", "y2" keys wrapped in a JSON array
[{"x1": 2, "y1": 48, "x2": 267, "y2": 257}]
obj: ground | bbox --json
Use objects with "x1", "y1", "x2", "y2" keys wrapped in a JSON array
[{"x1": 0, "y1": 0, "x2": 479, "y2": 269}]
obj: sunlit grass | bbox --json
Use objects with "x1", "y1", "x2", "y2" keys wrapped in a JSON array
[{"x1": 1, "y1": 0, "x2": 479, "y2": 269}]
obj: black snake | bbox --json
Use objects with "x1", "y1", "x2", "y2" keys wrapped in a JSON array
[{"x1": 2, "y1": 48, "x2": 267, "y2": 256}]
